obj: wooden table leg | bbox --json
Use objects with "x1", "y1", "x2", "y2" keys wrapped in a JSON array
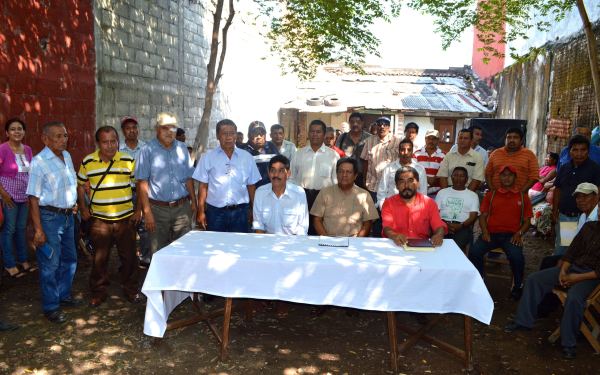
[
  {"x1": 387, "y1": 312, "x2": 398, "y2": 373},
  {"x1": 220, "y1": 298, "x2": 233, "y2": 361},
  {"x1": 464, "y1": 316, "x2": 473, "y2": 371}
]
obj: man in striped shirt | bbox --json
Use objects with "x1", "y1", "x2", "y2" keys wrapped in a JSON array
[
  {"x1": 414, "y1": 129, "x2": 445, "y2": 196},
  {"x1": 77, "y1": 126, "x2": 141, "y2": 308}
]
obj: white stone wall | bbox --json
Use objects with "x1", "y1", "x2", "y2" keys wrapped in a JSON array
[{"x1": 94, "y1": 0, "x2": 226, "y2": 145}]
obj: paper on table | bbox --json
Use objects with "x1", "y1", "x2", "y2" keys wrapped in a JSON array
[
  {"x1": 318, "y1": 236, "x2": 350, "y2": 247},
  {"x1": 559, "y1": 221, "x2": 578, "y2": 246},
  {"x1": 403, "y1": 238, "x2": 436, "y2": 252}
]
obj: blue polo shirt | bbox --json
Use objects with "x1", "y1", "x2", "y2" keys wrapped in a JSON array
[
  {"x1": 135, "y1": 138, "x2": 193, "y2": 202},
  {"x1": 554, "y1": 158, "x2": 600, "y2": 216}
]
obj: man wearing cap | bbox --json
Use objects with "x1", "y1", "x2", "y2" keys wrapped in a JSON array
[
  {"x1": 241, "y1": 121, "x2": 279, "y2": 189},
  {"x1": 269, "y1": 124, "x2": 296, "y2": 161},
  {"x1": 404, "y1": 122, "x2": 421, "y2": 149},
  {"x1": 290, "y1": 119, "x2": 339, "y2": 235},
  {"x1": 135, "y1": 112, "x2": 196, "y2": 256},
  {"x1": 377, "y1": 138, "x2": 427, "y2": 209},
  {"x1": 119, "y1": 116, "x2": 149, "y2": 266},
  {"x1": 311, "y1": 158, "x2": 378, "y2": 237},
  {"x1": 336, "y1": 112, "x2": 371, "y2": 188},
  {"x1": 552, "y1": 134, "x2": 600, "y2": 255},
  {"x1": 468, "y1": 165, "x2": 533, "y2": 300},
  {"x1": 414, "y1": 129, "x2": 445, "y2": 196},
  {"x1": 27, "y1": 121, "x2": 79, "y2": 324},
  {"x1": 504, "y1": 191, "x2": 600, "y2": 359},
  {"x1": 437, "y1": 128, "x2": 484, "y2": 191},
  {"x1": 195, "y1": 119, "x2": 261, "y2": 233},
  {"x1": 486, "y1": 127, "x2": 539, "y2": 192}
]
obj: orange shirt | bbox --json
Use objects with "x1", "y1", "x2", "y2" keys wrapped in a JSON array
[
  {"x1": 481, "y1": 189, "x2": 533, "y2": 233},
  {"x1": 381, "y1": 193, "x2": 447, "y2": 239},
  {"x1": 486, "y1": 147, "x2": 539, "y2": 191}
]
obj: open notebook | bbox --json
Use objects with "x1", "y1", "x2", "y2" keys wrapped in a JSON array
[{"x1": 403, "y1": 238, "x2": 435, "y2": 252}]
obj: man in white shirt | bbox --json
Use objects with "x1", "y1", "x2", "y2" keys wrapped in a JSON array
[
  {"x1": 435, "y1": 167, "x2": 480, "y2": 251},
  {"x1": 269, "y1": 124, "x2": 296, "y2": 161},
  {"x1": 253, "y1": 155, "x2": 309, "y2": 235},
  {"x1": 449, "y1": 124, "x2": 489, "y2": 167},
  {"x1": 437, "y1": 128, "x2": 484, "y2": 191},
  {"x1": 290, "y1": 119, "x2": 339, "y2": 234},
  {"x1": 377, "y1": 139, "x2": 427, "y2": 209}
]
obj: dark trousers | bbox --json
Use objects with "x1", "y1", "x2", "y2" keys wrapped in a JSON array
[
  {"x1": 89, "y1": 217, "x2": 138, "y2": 299},
  {"x1": 444, "y1": 222, "x2": 473, "y2": 252},
  {"x1": 514, "y1": 265, "x2": 599, "y2": 348},
  {"x1": 369, "y1": 190, "x2": 382, "y2": 237},
  {"x1": 206, "y1": 203, "x2": 249, "y2": 233},
  {"x1": 468, "y1": 232, "x2": 525, "y2": 287},
  {"x1": 305, "y1": 189, "x2": 320, "y2": 235}
]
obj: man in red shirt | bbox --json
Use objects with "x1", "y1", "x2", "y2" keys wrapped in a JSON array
[
  {"x1": 381, "y1": 166, "x2": 447, "y2": 247},
  {"x1": 468, "y1": 165, "x2": 533, "y2": 300}
]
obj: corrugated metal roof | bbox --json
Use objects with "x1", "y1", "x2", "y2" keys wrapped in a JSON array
[{"x1": 282, "y1": 66, "x2": 495, "y2": 115}]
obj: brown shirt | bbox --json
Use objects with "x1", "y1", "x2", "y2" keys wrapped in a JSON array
[
  {"x1": 360, "y1": 133, "x2": 402, "y2": 192},
  {"x1": 563, "y1": 221, "x2": 600, "y2": 277},
  {"x1": 310, "y1": 184, "x2": 379, "y2": 237}
]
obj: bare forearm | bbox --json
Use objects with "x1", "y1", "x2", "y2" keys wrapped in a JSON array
[
  {"x1": 313, "y1": 216, "x2": 327, "y2": 236},
  {"x1": 185, "y1": 179, "x2": 197, "y2": 208},
  {"x1": 137, "y1": 180, "x2": 151, "y2": 215},
  {"x1": 439, "y1": 177, "x2": 448, "y2": 189},
  {"x1": 468, "y1": 179, "x2": 481, "y2": 191},
  {"x1": 197, "y1": 183, "x2": 208, "y2": 211},
  {"x1": 357, "y1": 221, "x2": 372, "y2": 237},
  {"x1": 29, "y1": 196, "x2": 43, "y2": 232}
]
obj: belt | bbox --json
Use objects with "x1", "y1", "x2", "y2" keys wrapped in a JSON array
[
  {"x1": 208, "y1": 203, "x2": 247, "y2": 211},
  {"x1": 149, "y1": 196, "x2": 189, "y2": 207},
  {"x1": 40, "y1": 205, "x2": 73, "y2": 215}
]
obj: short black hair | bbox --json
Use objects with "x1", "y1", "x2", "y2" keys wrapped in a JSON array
[
  {"x1": 349, "y1": 112, "x2": 362, "y2": 121},
  {"x1": 325, "y1": 126, "x2": 336, "y2": 134},
  {"x1": 42, "y1": 121, "x2": 65, "y2": 135},
  {"x1": 309, "y1": 119, "x2": 327, "y2": 133},
  {"x1": 505, "y1": 127, "x2": 524, "y2": 139},
  {"x1": 268, "y1": 154, "x2": 290, "y2": 170},
  {"x1": 469, "y1": 124, "x2": 483, "y2": 133},
  {"x1": 336, "y1": 157, "x2": 358, "y2": 174},
  {"x1": 568, "y1": 134, "x2": 590, "y2": 150},
  {"x1": 95, "y1": 125, "x2": 119, "y2": 142},
  {"x1": 548, "y1": 152, "x2": 559, "y2": 163},
  {"x1": 216, "y1": 119, "x2": 237, "y2": 135},
  {"x1": 394, "y1": 166, "x2": 419, "y2": 183},
  {"x1": 270, "y1": 124, "x2": 284, "y2": 133},
  {"x1": 399, "y1": 138, "x2": 414, "y2": 151},
  {"x1": 405, "y1": 122, "x2": 419, "y2": 132},
  {"x1": 4, "y1": 117, "x2": 26, "y2": 132},
  {"x1": 176, "y1": 128, "x2": 185, "y2": 137},
  {"x1": 451, "y1": 166, "x2": 469, "y2": 178},
  {"x1": 458, "y1": 128, "x2": 473, "y2": 139}
]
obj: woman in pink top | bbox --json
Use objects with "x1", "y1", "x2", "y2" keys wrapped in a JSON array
[
  {"x1": 0, "y1": 118, "x2": 34, "y2": 278},
  {"x1": 528, "y1": 152, "x2": 558, "y2": 205}
]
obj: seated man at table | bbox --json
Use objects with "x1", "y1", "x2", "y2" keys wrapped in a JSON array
[
  {"x1": 382, "y1": 166, "x2": 447, "y2": 247},
  {"x1": 252, "y1": 155, "x2": 309, "y2": 235},
  {"x1": 468, "y1": 165, "x2": 532, "y2": 300},
  {"x1": 311, "y1": 157, "x2": 378, "y2": 237},
  {"x1": 435, "y1": 166, "x2": 479, "y2": 252},
  {"x1": 504, "y1": 219, "x2": 600, "y2": 360}
]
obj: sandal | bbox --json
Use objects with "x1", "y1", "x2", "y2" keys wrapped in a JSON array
[
  {"x1": 19, "y1": 262, "x2": 38, "y2": 273},
  {"x1": 4, "y1": 267, "x2": 25, "y2": 279}
]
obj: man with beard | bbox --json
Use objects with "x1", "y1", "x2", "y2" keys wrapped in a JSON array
[
  {"x1": 241, "y1": 121, "x2": 279, "y2": 189},
  {"x1": 252, "y1": 155, "x2": 308, "y2": 235},
  {"x1": 486, "y1": 127, "x2": 538, "y2": 192},
  {"x1": 381, "y1": 166, "x2": 446, "y2": 246},
  {"x1": 311, "y1": 157, "x2": 378, "y2": 237},
  {"x1": 468, "y1": 165, "x2": 533, "y2": 300},
  {"x1": 377, "y1": 139, "x2": 427, "y2": 209}
]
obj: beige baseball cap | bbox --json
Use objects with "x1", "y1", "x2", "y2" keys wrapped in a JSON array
[
  {"x1": 572, "y1": 182, "x2": 598, "y2": 196},
  {"x1": 156, "y1": 112, "x2": 177, "y2": 127},
  {"x1": 425, "y1": 129, "x2": 439, "y2": 138}
]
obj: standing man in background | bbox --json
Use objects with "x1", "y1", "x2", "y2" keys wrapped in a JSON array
[
  {"x1": 336, "y1": 112, "x2": 371, "y2": 188},
  {"x1": 269, "y1": 124, "x2": 296, "y2": 161}
]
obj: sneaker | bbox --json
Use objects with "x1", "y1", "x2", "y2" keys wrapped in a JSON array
[
  {"x1": 562, "y1": 346, "x2": 576, "y2": 360},
  {"x1": 44, "y1": 310, "x2": 67, "y2": 324},
  {"x1": 504, "y1": 321, "x2": 531, "y2": 333}
]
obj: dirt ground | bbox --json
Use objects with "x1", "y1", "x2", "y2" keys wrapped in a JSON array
[{"x1": 0, "y1": 232, "x2": 598, "y2": 375}]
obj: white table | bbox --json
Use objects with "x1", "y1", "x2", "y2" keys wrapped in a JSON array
[{"x1": 142, "y1": 231, "x2": 494, "y2": 371}]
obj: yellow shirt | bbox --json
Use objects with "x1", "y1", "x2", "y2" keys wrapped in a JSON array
[{"x1": 77, "y1": 150, "x2": 135, "y2": 220}]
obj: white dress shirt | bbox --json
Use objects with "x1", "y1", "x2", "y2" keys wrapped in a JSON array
[
  {"x1": 376, "y1": 160, "x2": 428, "y2": 208},
  {"x1": 577, "y1": 205, "x2": 598, "y2": 232},
  {"x1": 290, "y1": 144, "x2": 339, "y2": 190},
  {"x1": 193, "y1": 146, "x2": 261, "y2": 207},
  {"x1": 252, "y1": 182, "x2": 309, "y2": 235}
]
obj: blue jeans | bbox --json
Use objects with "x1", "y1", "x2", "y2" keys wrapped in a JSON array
[
  {"x1": 468, "y1": 232, "x2": 525, "y2": 287},
  {"x1": 36, "y1": 210, "x2": 77, "y2": 313},
  {"x1": 206, "y1": 204, "x2": 249, "y2": 233},
  {"x1": 554, "y1": 213, "x2": 579, "y2": 256},
  {"x1": 1, "y1": 202, "x2": 29, "y2": 268}
]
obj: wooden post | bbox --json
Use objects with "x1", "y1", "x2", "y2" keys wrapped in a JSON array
[
  {"x1": 464, "y1": 316, "x2": 473, "y2": 371},
  {"x1": 220, "y1": 298, "x2": 233, "y2": 360},
  {"x1": 387, "y1": 312, "x2": 398, "y2": 373}
]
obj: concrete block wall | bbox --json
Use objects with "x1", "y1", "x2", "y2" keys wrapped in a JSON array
[{"x1": 94, "y1": 0, "x2": 225, "y2": 145}]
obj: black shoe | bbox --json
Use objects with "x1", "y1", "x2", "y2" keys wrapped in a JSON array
[
  {"x1": 562, "y1": 346, "x2": 576, "y2": 360},
  {"x1": 504, "y1": 321, "x2": 531, "y2": 333},
  {"x1": 60, "y1": 297, "x2": 84, "y2": 307},
  {"x1": 44, "y1": 310, "x2": 67, "y2": 324},
  {"x1": 0, "y1": 320, "x2": 19, "y2": 331},
  {"x1": 510, "y1": 285, "x2": 524, "y2": 300}
]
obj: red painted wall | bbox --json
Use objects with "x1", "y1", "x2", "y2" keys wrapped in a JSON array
[{"x1": 0, "y1": 0, "x2": 96, "y2": 165}]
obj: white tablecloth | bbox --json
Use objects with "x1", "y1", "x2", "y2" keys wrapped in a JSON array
[{"x1": 142, "y1": 231, "x2": 494, "y2": 337}]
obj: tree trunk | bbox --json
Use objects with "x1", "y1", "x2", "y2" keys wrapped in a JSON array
[
  {"x1": 576, "y1": 0, "x2": 600, "y2": 123},
  {"x1": 193, "y1": 0, "x2": 235, "y2": 155}
]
